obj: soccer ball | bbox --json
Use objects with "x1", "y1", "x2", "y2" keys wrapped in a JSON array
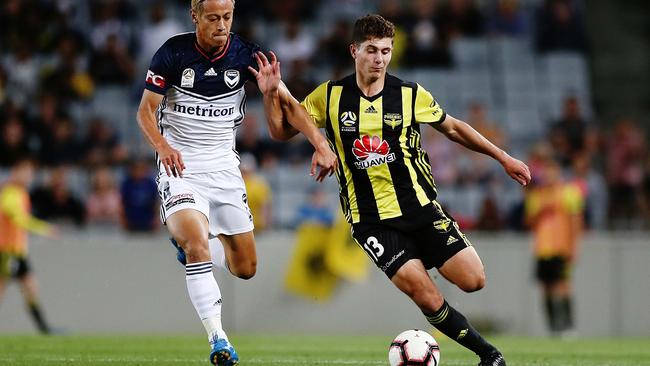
[{"x1": 388, "y1": 329, "x2": 441, "y2": 366}]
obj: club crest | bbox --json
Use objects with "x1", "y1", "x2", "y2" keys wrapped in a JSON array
[
  {"x1": 224, "y1": 69, "x2": 240, "y2": 89},
  {"x1": 181, "y1": 68, "x2": 195, "y2": 88}
]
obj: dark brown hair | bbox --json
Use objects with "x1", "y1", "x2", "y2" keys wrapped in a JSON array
[{"x1": 352, "y1": 14, "x2": 395, "y2": 44}]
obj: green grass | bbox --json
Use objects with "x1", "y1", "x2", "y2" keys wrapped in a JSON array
[{"x1": 0, "y1": 334, "x2": 649, "y2": 365}]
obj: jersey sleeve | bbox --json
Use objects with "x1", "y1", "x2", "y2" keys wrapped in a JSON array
[
  {"x1": 413, "y1": 83, "x2": 446, "y2": 124},
  {"x1": 300, "y1": 81, "x2": 329, "y2": 128},
  {"x1": 144, "y1": 41, "x2": 174, "y2": 95}
]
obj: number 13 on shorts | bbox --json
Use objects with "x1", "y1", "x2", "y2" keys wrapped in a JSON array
[{"x1": 363, "y1": 236, "x2": 384, "y2": 261}]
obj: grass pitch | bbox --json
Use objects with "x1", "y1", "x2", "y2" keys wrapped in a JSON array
[{"x1": 0, "y1": 334, "x2": 649, "y2": 365}]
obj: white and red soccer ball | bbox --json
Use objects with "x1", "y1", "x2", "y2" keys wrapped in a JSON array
[{"x1": 389, "y1": 329, "x2": 441, "y2": 366}]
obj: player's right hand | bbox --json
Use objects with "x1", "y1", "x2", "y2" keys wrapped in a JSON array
[
  {"x1": 311, "y1": 145, "x2": 338, "y2": 182},
  {"x1": 157, "y1": 144, "x2": 185, "y2": 177},
  {"x1": 248, "y1": 51, "x2": 281, "y2": 96}
]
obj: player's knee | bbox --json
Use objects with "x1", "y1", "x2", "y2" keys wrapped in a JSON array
[
  {"x1": 458, "y1": 271, "x2": 486, "y2": 293},
  {"x1": 182, "y1": 239, "x2": 210, "y2": 262},
  {"x1": 231, "y1": 260, "x2": 257, "y2": 280}
]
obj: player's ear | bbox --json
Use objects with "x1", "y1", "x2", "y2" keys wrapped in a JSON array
[
  {"x1": 350, "y1": 43, "x2": 357, "y2": 59},
  {"x1": 190, "y1": 9, "x2": 198, "y2": 24}
]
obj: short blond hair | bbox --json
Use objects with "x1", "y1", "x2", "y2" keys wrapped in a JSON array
[{"x1": 191, "y1": 0, "x2": 235, "y2": 14}]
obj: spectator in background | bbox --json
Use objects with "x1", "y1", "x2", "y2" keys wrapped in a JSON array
[
  {"x1": 606, "y1": 118, "x2": 646, "y2": 228},
  {"x1": 294, "y1": 187, "x2": 334, "y2": 228},
  {"x1": 535, "y1": 0, "x2": 589, "y2": 54},
  {"x1": 438, "y1": 0, "x2": 486, "y2": 38},
  {"x1": 0, "y1": 117, "x2": 30, "y2": 167},
  {"x1": 31, "y1": 166, "x2": 85, "y2": 226},
  {"x1": 85, "y1": 167, "x2": 122, "y2": 225},
  {"x1": 39, "y1": 115, "x2": 82, "y2": 166},
  {"x1": 548, "y1": 96, "x2": 594, "y2": 167},
  {"x1": 240, "y1": 154, "x2": 272, "y2": 232},
  {"x1": 120, "y1": 159, "x2": 159, "y2": 232},
  {"x1": 27, "y1": 94, "x2": 61, "y2": 154},
  {"x1": 89, "y1": 33, "x2": 136, "y2": 85},
  {"x1": 40, "y1": 33, "x2": 94, "y2": 101},
  {"x1": 488, "y1": 0, "x2": 527, "y2": 37},
  {"x1": 270, "y1": 20, "x2": 316, "y2": 76},
  {"x1": 81, "y1": 117, "x2": 128, "y2": 167},
  {"x1": 138, "y1": 3, "x2": 184, "y2": 70},
  {"x1": 89, "y1": 0, "x2": 132, "y2": 54},
  {"x1": 317, "y1": 19, "x2": 354, "y2": 71},
  {"x1": 463, "y1": 102, "x2": 506, "y2": 185},
  {"x1": 525, "y1": 159, "x2": 583, "y2": 337},
  {"x1": 402, "y1": 0, "x2": 452, "y2": 68},
  {"x1": 2, "y1": 43, "x2": 40, "y2": 108}
]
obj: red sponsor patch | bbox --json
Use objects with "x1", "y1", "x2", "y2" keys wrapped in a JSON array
[{"x1": 146, "y1": 70, "x2": 166, "y2": 88}]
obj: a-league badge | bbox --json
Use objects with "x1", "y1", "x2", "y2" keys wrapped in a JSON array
[
  {"x1": 181, "y1": 68, "x2": 195, "y2": 88},
  {"x1": 224, "y1": 69, "x2": 240, "y2": 89}
]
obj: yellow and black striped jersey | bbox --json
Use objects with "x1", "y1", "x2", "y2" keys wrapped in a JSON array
[{"x1": 301, "y1": 73, "x2": 446, "y2": 224}]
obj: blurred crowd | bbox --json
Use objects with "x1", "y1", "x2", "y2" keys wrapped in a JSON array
[{"x1": 0, "y1": 0, "x2": 648, "y2": 231}]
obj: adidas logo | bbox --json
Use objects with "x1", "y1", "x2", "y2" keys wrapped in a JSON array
[
  {"x1": 204, "y1": 67, "x2": 218, "y2": 76},
  {"x1": 364, "y1": 105, "x2": 378, "y2": 114},
  {"x1": 446, "y1": 236, "x2": 458, "y2": 245}
]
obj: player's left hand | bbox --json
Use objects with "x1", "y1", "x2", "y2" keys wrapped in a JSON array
[
  {"x1": 311, "y1": 144, "x2": 338, "y2": 182},
  {"x1": 502, "y1": 156, "x2": 531, "y2": 186},
  {"x1": 248, "y1": 51, "x2": 281, "y2": 95}
]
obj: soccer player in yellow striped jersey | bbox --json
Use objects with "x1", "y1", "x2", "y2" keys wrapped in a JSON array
[
  {"x1": 257, "y1": 14, "x2": 531, "y2": 366},
  {"x1": 0, "y1": 158, "x2": 58, "y2": 334}
]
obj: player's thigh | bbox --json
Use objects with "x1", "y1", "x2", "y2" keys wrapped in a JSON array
[
  {"x1": 391, "y1": 259, "x2": 444, "y2": 313},
  {"x1": 437, "y1": 246, "x2": 486, "y2": 292},
  {"x1": 208, "y1": 168, "x2": 255, "y2": 238}
]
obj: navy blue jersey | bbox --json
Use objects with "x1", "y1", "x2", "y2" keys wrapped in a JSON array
[{"x1": 144, "y1": 32, "x2": 260, "y2": 173}]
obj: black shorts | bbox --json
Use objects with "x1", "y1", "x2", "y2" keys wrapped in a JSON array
[
  {"x1": 0, "y1": 252, "x2": 32, "y2": 279},
  {"x1": 351, "y1": 202, "x2": 472, "y2": 279},
  {"x1": 535, "y1": 256, "x2": 570, "y2": 284}
]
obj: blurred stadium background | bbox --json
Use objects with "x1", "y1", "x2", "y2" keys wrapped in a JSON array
[{"x1": 1, "y1": 0, "x2": 649, "y2": 342}]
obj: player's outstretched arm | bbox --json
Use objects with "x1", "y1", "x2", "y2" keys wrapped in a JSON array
[
  {"x1": 433, "y1": 115, "x2": 531, "y2": 186},
  {"x1": 250, "y1": 51, "x2": 338, "y2": 181},
  {"x1": 248, "y1": 51, "x2": 298, "y2": 141},
  {"x1": 136, "y1": 89, "x2": 185, "y2": 177}
]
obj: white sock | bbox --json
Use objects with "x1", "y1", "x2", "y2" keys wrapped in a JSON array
[
  {"x1": 209, "y1": 239, "x2": 228, "y2": 272},
  {"x1": 185, "y1": 261, "x2": 228, "y2": 342}
]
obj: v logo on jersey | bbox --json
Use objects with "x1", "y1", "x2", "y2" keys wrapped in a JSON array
[
  {"x1": 204, "y1": 67, "x2": 218, "y2": 76},
  {"x1": 224, "y1": 69, "x2": 240, "y2": 89}
]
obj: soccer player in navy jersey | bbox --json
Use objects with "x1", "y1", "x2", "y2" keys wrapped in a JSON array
[{"x1": 136, "y1": 1, "x2": 337, "y2": 365}]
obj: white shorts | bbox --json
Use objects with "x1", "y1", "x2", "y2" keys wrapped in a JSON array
[{"x1": 157, "y1": 167, "x2": 254, "y2": 238}]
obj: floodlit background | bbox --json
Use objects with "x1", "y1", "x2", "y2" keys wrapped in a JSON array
[{"x1": 0, "y1": 0, "x2": 648, "y2": 338}]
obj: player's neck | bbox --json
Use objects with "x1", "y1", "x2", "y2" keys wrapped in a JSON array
[
  {"x1": 195, "y1": 34, "x2": 227, "y2": 55},
  {"x1": 356, "y1": 72, "x2": 385, "y2": 98}
]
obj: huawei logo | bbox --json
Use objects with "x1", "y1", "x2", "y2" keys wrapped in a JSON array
[{"x1": 352, "y1": 135, "x2": 396, "y2": 169}]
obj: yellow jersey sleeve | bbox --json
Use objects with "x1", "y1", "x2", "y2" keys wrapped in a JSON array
[
  {"x1": 414, "y1": 83, "x2": 446, "y2": 124},
  {"x1": 0, "y1": 185, "x2": 51, "y2": 236},
  {"x1": 300, "y1": 81, "x2": 329, "y2": 128}
]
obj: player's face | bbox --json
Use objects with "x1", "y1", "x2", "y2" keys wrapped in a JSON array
[
  {"x1": 192, "y1": 0, "x2": 234, "y2": 51},
  {"x1": 351, "y1": 37, "x2": 393, "y2": 82}
]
